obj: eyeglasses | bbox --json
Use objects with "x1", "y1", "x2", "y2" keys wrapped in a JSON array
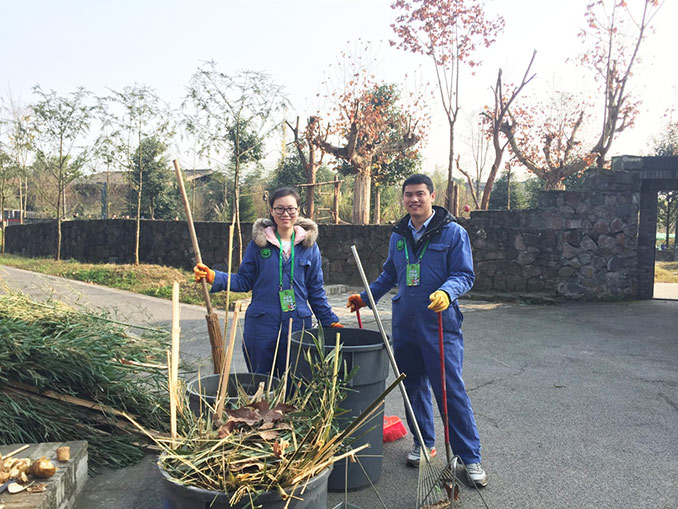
[{"x1": 272, "y1": 206, "x2": 298, "y2": 216}]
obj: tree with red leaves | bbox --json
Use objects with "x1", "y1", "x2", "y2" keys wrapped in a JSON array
[
  {"x1": 498, "y1": 0, "x2": 662, "y2": 190},
  {"x1": 390, "y1": 0, "x2": 503, "y2": 210},
  {"x1": 501, "y1": 90, "x2": 597, "y2": 191},
  {"x1": 579, "y1": 0, "x2": 663, "y2": 169},
  {"x1": 315, "y1": 42, "x2": 428, "y2": 224}
]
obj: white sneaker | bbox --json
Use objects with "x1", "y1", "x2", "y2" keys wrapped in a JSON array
[
  {"x1": 465, "y1": 463, "x2": 488, "y2": 487},
  {"x1": 406, "y1": 445, "x2": 436, "y2": 467}
]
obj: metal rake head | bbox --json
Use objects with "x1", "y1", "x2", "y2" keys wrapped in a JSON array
[{"x1": 417, "y1": 456, "x2": 462, "y2": 509}]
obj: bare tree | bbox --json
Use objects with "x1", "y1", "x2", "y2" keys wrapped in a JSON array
[
  {"x1": 456, "y1": 112, "x2": 491, "y2": 209},
  {"x1": 0, "y1": 149, "x2": 12, "y2": 253},
  {"x1": 2, "y1": 93, "x2": 33, "y2": 223},
  {"x1": 107, "y1": 84, "x2": 171, "y2": 265},
  {"x1": 30, "y1": 86, "x2": 93, "y2": 260},
  {"x1": 476, "y1": 51, "x2": 536, "y2": 206},
  {"x1": 185, "y1": 63, "x2": 286, "y2": 261},
  {"x1": 578, "y1": 0, "x2": 663, "y2": 168},
  {"x1": 286, "y1": 116, "x2": 325, "y2": 220},
  {"x1": 391, "y1": 0, "x2": 504, "y2": 210}
]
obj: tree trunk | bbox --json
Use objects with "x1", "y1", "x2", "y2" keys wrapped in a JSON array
[
  {"x1": 352, "y1": 170, "x2": 371, "y2": 225},
  {"x1": 1, "y1": 179, "x2": 5, "y2": 254},
  {"x1": 134, "y1": 131, "x2": 142, "y2": 266},
  {"x1": 56, "y1": 217, "x2": 62, "y2": 261},
  {"x1": 56, "y1": 154, "x2": 63, "y2": 261},
  {"x1": 234, "y1": 161, "x2": 242, "y2": 263},
  {"x1": 18, "y1": 178, "x2": 24, "y2": 225},
  {"x1": 446, "y1": 123, "x2": 455, "y2": 210},
  {"x1": 666, "y1": 197, "x2": 671, "y2": 248},
  {"x1": 135, "y1": 167, "x2": 142, "y2": 266},
  {"x1": 305, "y1": 144, "x2": 317, "y2": 220},
  {"x1": 452, "y1": 182, "x2": 458, "y2": 216},
  {"x1": 673, "y1": 199, "x2": 677, "y2": 249},
  {"x1": 507, "y1": 168, "x2": 512, "y2": 210},
  {"x1": 105, "y1": 163, "x2": 110, "y2": 219},
  {"x1": 22, "y1": 177, "x2": 28, "y2": 224},
  {"x1": 374, "y1": 186, "x2": 381, "y2": 225},
  {"x1": 333, "y1": 177, "x2": 341, "y2": 224},
  {"x1": 543, "y1": 175, "x2": 566, "y2": 191}
]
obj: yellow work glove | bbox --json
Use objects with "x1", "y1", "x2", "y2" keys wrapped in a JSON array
[
  {"x1": 193, "y1": 263, "x2": 215, "y2": 284},
  {"x1": 329, "y1": 322, "x2": 344, "y2": 328},
  {"x1": 428, "y1": 290, "x2": 450, "y2": 312},
  {"x1": 346, "y1": 294, "x2": 366, "y2": 313}
]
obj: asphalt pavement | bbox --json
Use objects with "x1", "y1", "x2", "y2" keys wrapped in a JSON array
[{"x1": 1, "y1": 264, "x2": 677, "y2": 509}]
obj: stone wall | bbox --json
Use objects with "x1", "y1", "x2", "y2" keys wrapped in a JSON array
[
  {"x1": 4, "y1": 219, "x2": 394, "y2": 287},
  {"x1": 467, "y1": 180, "x2": 641, "y2": 299},
  {"x1": 7, "y1": 156, "x2": 678, "y2": 300}
]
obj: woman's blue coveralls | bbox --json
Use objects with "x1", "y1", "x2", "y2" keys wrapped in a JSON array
[
  {"x1": 360, "y1": 205, "x2": 481, "y2": 464},
  {"x1": 210, "y1": 217, "x2": 338, "y2": 377}
]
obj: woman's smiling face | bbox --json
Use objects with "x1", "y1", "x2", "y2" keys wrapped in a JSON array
[{"x1": 271, "y1": 194, "x2": 299, "y2": 230}]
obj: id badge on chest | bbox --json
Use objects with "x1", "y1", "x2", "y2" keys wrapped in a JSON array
[
  {"x1": 406, "y1": 263, "x2": 421, "y2": 286},
  {"x1": 279, "y1": 289, "x2": 297, "y2": 312}
]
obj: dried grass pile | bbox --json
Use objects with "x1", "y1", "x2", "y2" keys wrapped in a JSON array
[{"x1": 0, "y1": 291, "x2": 172, "y2": 472}]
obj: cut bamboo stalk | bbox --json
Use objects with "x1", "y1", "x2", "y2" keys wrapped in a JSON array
[
  {"x1": 215, "y1": 304, "x2": 241, "y2": 422},
  {"x1": 281, "y1": 317, "x2": 294, "y2": 398},
  {"x1": 170, "y1": 282, "x2": 180, "y2": 439},
  {"x1": 5, "y1": 385, "x2": 163, "y2": 437},
  {"x1": 223, "y1": 222, "x2": 235, "y2": 339},
  {"x1": 4, "y1": 444, "x2": 29, "y2": 459},
  {"x1": 267, "y1": 325, "x2": 283, "y2": 396},
  {"x1": 173, "y1": 159, "x2": 224, "y2": 374},
  {"x1": 115, "y1": 359, "x2": 166, "y2": 370},
  {"x1": 328, "y1": 331, "x2": 341, "y2": 419},
  {"x1": 166, "y1": 350, "x2": 174, "y2": 436},
  {"x1": 7, "y1": 381, "x2": 131, "y2": 419}
]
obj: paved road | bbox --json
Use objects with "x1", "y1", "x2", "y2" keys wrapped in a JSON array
[
  {"x1": 1, "y1": 265, "x2": 677, "y2": 508},
  {"x1": 653, "y1": 282, "x2": 678, "y2": 299}
]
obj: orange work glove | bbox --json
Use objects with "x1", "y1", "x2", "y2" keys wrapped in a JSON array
[
  {"x1": 193, "y1": 263, "x2": 215, "y2": 284},
  {"x1": 329, "y1": 322, "x2": 344, "y2": 328},
  {"x1": 346, "y1": 294, "x2": 366, "y2": 313},
  {"x1": 428, "y1": 290, "x2": 450, "y2": 312}
]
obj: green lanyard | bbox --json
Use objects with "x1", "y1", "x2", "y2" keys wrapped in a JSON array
[
  {"x1": 275, "y1": 231, "x2": 295, "y2": 291},
  {"x1": 403, "y1": 238, "x2": 431, "y2": 265},
  {"x1": 403, "y1": 237, "x2": 430, "y2": 287}
]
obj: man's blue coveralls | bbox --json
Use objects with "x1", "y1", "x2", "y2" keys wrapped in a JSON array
[
  {"x1": 360, "y1": 205, "x2": 481, "y2": 464},
  {"x1": 210, "y1": 217, "x2": 338, "y2": 377}
]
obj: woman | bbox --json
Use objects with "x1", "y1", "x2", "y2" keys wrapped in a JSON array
[{"x1": 194, "y1": 187, "x2": 342, "y2": 377}]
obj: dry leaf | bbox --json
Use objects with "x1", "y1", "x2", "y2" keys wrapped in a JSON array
[
  {"x1": 258, "y1": 430, "x2": 279, "y2": 441},
  {"x1": 27, "y1": 483, "x2": 47, "y2": 493}
]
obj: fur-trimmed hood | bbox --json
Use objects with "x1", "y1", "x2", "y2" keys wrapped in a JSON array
[{"x1": 252, "y1": 217, "x2": 319, "y2": 248}]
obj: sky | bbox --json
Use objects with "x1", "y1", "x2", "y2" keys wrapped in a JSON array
[{"x1": 1, "y1": 0, "x2": 676, "y2": 178}]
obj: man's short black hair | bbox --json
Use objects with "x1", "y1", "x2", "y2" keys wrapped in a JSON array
[{"x1": 402, "y1": 173, "x2": 434, "y2": 194}]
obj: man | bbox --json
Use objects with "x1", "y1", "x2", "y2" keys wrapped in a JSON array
[{"x1": 347, "y1": 173, "x2": 487, "y2": 487}]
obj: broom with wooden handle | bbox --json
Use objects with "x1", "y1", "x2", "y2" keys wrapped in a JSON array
[{"x1": 173, "y1": 159, "x2": 225, "y2": 374}]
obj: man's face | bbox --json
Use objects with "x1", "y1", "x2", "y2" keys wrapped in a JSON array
[{"x1": 402, "y1": 183, "x2": 435, "y2": 221}]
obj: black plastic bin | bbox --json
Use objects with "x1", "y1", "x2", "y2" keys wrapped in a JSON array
[
  {"x1": 158, "y1": 461, "x2": 331, "y2": 509},
  {"x1": 290, "y1": 327, "x2": 390, "y2": 492},
  {"x1": 186, "y1": 373, "x2": 277, "y2": 417}
]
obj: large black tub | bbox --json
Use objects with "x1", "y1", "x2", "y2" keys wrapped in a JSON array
[
  {"x1": 186, "y1": 373, "x2": 277, "y2": 417},
  {"x1": 290, "y1": 327, "x2": 389, "y2": 492},
  {"x1": 159, "y1": 461, "x2": 331, "y2": 509}
]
